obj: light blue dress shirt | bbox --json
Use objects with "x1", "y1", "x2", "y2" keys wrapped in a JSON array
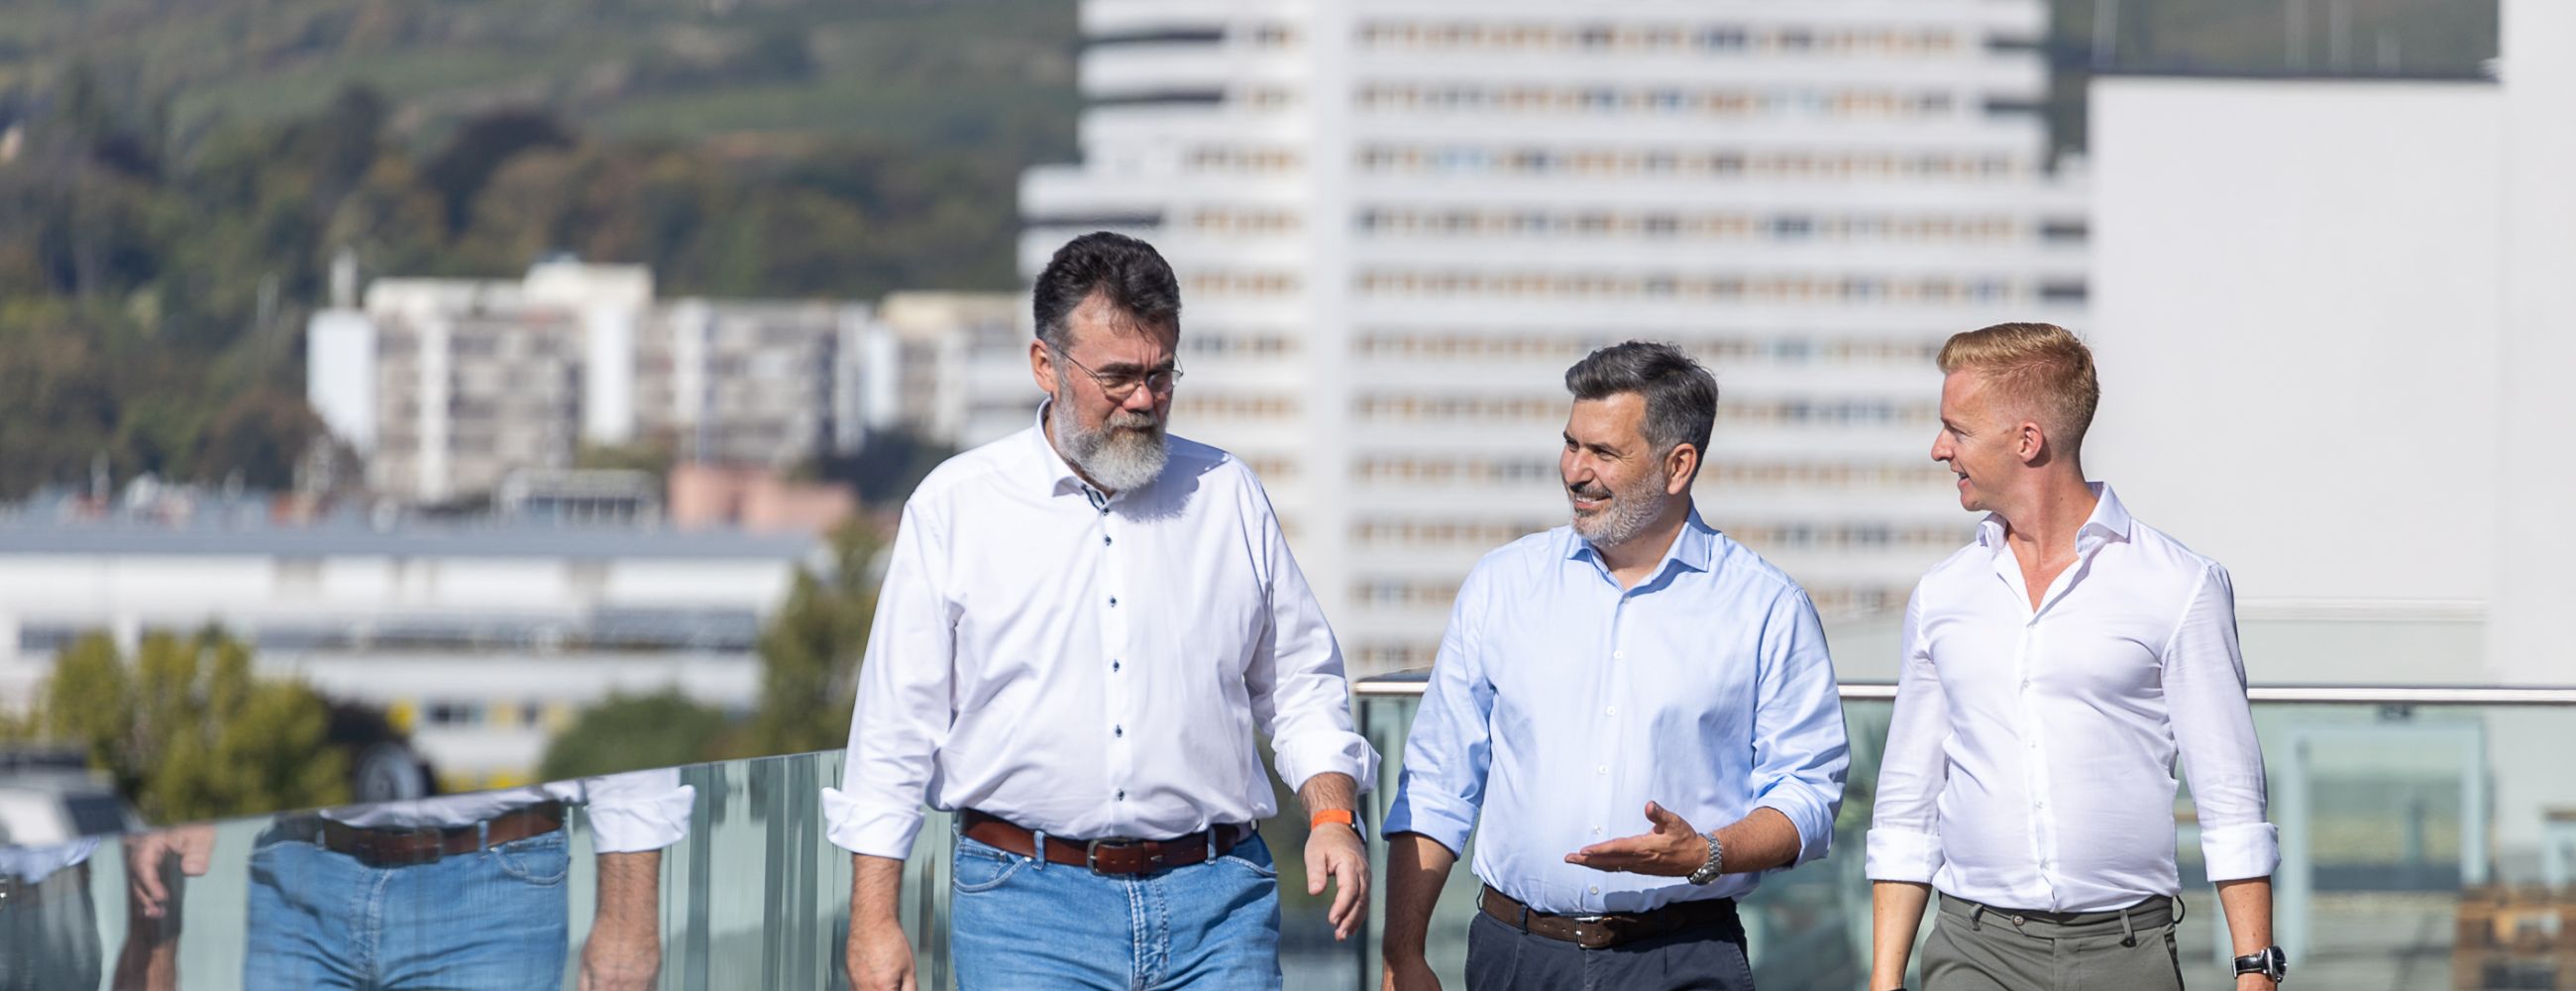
[{"x1": 1384, "y1": 508, "x2": 1850, "y2": 914}]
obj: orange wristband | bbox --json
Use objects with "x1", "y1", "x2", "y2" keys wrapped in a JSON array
[{"x1": 1310, "y1": 809, "x2": 1355, "y2": 830}]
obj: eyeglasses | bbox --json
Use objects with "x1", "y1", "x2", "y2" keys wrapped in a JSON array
[{"x1": 1050, "y1": 343, "x2": 1184, "y2": 402}]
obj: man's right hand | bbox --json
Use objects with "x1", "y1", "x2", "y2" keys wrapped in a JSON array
[
  {"x1": 845, "y1": 918, "x2": 916, "y2": 991},
  {"x1": 1381, "y1": 954, "x2": 1442, "y2": 991}
]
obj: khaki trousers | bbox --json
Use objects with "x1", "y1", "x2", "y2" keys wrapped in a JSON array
[{"x1": 1921, "y1": 893, "x2": 2184, "y2": 991}]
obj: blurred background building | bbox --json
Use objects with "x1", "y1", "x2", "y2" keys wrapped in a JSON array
[
  {"x1": 1018, "y1": 0, "x2": 2091, "y2": 674},
  {"x1": 306, "y1": 256, "x2": 1016, "y2": 507},
  {"x1": 0, "y1": 490, "x2": 818, "y2": 790}
]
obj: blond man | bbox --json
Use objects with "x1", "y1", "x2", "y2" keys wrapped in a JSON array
[{"x1": 1866, "y1": 323, "x2": 2286, "y2": 991}]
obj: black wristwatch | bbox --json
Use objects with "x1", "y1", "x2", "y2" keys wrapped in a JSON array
[{"x1": 2232, "y1": 945, "x2": 2288, "y2": 982}]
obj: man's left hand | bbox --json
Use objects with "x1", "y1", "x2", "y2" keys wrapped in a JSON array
[
  {"x1": 580, "y1": 912, "x2": 661, "y2": 991},
  {"x1": 1565, "y1": 802, "x2": 1704, "y2": 877},
  {"x1": 1305, "y1": 820, "x2": 1369, "y2": 940}
]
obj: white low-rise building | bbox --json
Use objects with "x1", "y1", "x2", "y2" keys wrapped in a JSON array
[{"x1": 0, "y1": 503, "x2": 818, "y2": 790}]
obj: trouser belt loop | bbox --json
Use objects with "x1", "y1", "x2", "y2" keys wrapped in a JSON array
[
  {"x1": 1969, "y1": 903, "x2": 1986, "y2": 932},
  {"x1": 2118, "y1": 904, "x2": 2139, "y2": 947},
  {"x1": 2172, "y1": 895, "x2": 2188, "y2": 928},
  {"x1": 477, "y1": 821, "x2": 490, "y2": 853},
  {"x1": 1206, "y1": 828, "x2": 1217, "y2": 860},
  {"x1": 1032, "y1": 830, "x2": 1047, "y2": 871}
]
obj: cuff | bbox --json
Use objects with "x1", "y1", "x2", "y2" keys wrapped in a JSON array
[
  {"x1": 1273, "y1": 729, "x2": 1381, "y2": 796},
  {"x1": 822, "y1": 786, "x2": 927, "y2": 860},
  {"x1": 1380, "y1": 787, "x2": 1475, "y2": 856},
  {"x1": 588, "y1": 784, "x2": 697, "y2": 853},
  {"x1": 2200, "y1": 822, "x2": 2282, "y2": 881},
  {"x1": 1865, "y1": 826, "x2": 1944, "y2": 883},
  {"x1": 1756, "y1": 792, "x2": 1835, "y2": 866}
]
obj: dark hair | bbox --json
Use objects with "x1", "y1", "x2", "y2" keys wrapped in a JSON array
[
  {"x1": 1564, "y1": 341, "x2": 1719, "y2": 463},
  {"x1": 1032, "y1": 232, "x2": 1182, "y2": 350}
]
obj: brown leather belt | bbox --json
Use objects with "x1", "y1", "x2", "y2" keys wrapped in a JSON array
[
  {"x1": 1480, "y1": 884, "x2": 1739, "y2": 950},
  {"x1": 959, "y1": 809, "x2": 1249, "y2": 876},
  {"x1": 280, "y1": 801, "x2": 566, "y2": 868}
]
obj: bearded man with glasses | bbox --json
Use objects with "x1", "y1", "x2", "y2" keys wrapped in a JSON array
[{"x1": 830, "y1": 232, "x2": 1377, "y2": 991}]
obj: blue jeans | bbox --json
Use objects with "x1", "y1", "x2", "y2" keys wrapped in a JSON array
[
  {"x1": 949, "y1": 830, "x2": 1284, "y2": 990},
  {"x1": 245, "y1": 823, "x2": 572, "y2": 990}
]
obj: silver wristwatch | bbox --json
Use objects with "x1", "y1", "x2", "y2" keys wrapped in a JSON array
[{"x1": 1685, "y1": 831, "x2": 1725, "y2": 885}]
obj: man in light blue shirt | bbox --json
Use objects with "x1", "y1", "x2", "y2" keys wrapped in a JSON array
[{"x1": 1381, "y1": 342, "x2": 1850, "y2": 991}]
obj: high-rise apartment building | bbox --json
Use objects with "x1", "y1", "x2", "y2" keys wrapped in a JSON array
[{"x1": 1019, "y1": 1, "x2": 2090, "y2": 673}]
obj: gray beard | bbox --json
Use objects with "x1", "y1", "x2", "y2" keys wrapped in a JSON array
[
  {"x1": 1569, "y1": 470, "x2": 1670, "y2": 550},
  {"x1": 1051, "y1": 383, "x2": 1169, "y2": 494}
]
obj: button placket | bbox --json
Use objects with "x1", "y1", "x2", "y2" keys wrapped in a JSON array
[
  {"x1": 1588, "y1": 594, "x2": 1631, "y2": 890},
  {"x1": 2015, "y1": 622, "x2": 2062, "y2": 898},
  {"x1": 1098, "y1": 501, "x2": 1134, "y2": 826}
]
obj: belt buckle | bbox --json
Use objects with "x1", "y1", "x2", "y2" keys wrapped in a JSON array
[
  {"x1": 1568, "y1": 915, "x2": 1618, "y2": 950},
  {"x1": 1083, "y1": 836, "x2": 1161, "y2": 874}
]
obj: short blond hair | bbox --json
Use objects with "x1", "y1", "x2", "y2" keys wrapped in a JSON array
[{"x1": 1937, "y1": 322, "x2": 2099, "y2": 451}]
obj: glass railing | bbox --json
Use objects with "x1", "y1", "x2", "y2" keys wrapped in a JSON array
[{"x1": 5, "y1": 683, "x2": 2572, "y2": 990}]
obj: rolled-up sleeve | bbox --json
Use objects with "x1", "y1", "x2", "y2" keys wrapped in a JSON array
[
  {"x1": 1380, "y1": 567, "x2": 1495, "y2": 858},
  {"x1": 2163, "y1": 564, "x2": 2279, "y2": 881},
  {"x1": 581, "y1": 769, "x2": 697, "y2": 853},
  {"x1": 1248, "y1": 494, "x2": 1380, "y2": 795},
  {"x1": 822, "y1": 500, "x2": 957, "y2": 859},
  {"x1": 1749, "y1": 587, "x2": 1849, "y2": 867},
  {"x1": 1867, "y1": 590, "x2": 1950, "y2": 882}
]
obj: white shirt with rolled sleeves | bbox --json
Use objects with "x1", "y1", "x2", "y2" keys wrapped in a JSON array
[
  {"x1": 1866, "y1": 484, "x2": 2280, "y2": 913},
  {"x1": 325, "y1": 769, "x2": 696, "y2": 853},
  {"x1": 822, "y1": 409, "x2": 1378, "y2": 859}
]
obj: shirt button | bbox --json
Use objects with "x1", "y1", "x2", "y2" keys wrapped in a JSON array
[
  {"x1": 1112, "y1": 660, "x2": 1122, "y2": 672},
  {"x1": 1592, "y1": 826, "x2": 1604, "y2": 835},
  {"x1": 1114, "y1": 725, "x2": 1124, "y2": 738},
  {"x1": 1116, "y1": 790, "x2": 1127, "y2": 801},
  {"x1": 1104, "y1": 535, "x2": 1113, "y2": 546},
  {"x1": 1605, "y1": 707, "x2": 1617, "y2": 716},
  {"x1": 1109, "y1": 597, "x2": 1119, "y2": 606},
  {"x1": 1613, "y1": 650, "x2": 1625, "y2": 660},
  {"x1": 1589, "y1": 886, "x2": 1600, "y2": 895},
  {"x1": 1596, "y1": 765, "x2": 1609, "y2": 775}
]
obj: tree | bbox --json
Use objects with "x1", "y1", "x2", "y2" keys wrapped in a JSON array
[
  {"x1": 16, "y1": 630, "x2": 349, "y2": 824},
  {"x1": 739, "y1": 517, "x2": 882, "y2": 757},
  {"x1": 536, "y1": 689, "x2": 730, "y2": 781}
]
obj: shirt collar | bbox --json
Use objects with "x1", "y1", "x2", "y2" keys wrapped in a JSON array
[
  {"x1": 1565, "y1": 503, "x2": 1718, "y2": 584},
  {"x1": 1976, "y1": 482, "x2": 2133, "y2": 553}
]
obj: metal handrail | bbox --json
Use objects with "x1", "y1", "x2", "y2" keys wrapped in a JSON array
[{"x1": 1351, "y1": 677, "x2": 2576, "y2": 706}]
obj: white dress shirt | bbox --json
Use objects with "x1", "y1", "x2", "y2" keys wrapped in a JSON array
[
  {"x1": 823, "y1": 409, "x2": 1379, "y2": 859},
  {"x1": 324, "y1": 770, "x2": 695, "y2": 853},
  {"x1": 1867, "y1": 484, "x2": 2278, "y2": 913}
]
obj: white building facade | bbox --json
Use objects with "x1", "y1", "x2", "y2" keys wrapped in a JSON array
[
  {"x1": 0, "y1": 513, "x2": 816, "y2": 789},
  {"x1": 1020, "y1": 0, "x2": 2090, "y2": 673},
  {"x1": 307, "y1": 263, "x2": 1010, "y2": 504}
]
